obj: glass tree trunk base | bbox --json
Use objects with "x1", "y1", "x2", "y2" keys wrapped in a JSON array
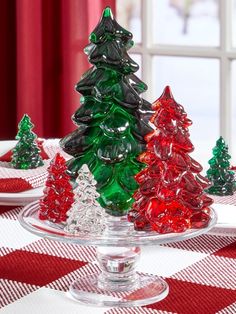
[
  {"x1": 18, "y1": 201, "x2": 217, "y2": 308},
  {"x1": 69, "y1": 246, "x2": 168, "y2": 307}
]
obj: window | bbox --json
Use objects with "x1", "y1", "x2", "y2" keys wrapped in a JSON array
[{"x1": 116, "y1": 0, "x2": 236, "y2": 169}]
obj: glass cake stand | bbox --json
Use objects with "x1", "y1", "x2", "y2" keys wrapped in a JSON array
[{"x1": 19, "y1": 201, "x2": 217, "y2": 308}]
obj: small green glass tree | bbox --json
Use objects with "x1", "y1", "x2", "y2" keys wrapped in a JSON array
[
  {"x1": 11, "y1": 114, "x2": 43, "y2": 169},
  {"x1": 206, "y1": 136, "x2": 236, "y2": 196},
  {"x1": 60, "y1": 7, "x2": 152, "y2": 216}
]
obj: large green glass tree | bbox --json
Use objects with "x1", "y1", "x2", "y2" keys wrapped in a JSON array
[{"x1": 60, "y1": 7, "x2": 153, "y2": 216}]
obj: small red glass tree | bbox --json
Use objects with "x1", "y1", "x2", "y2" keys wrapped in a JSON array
[
  {"x1": 128, "y1": 86, "x2": 213, "y2": 234},
  {"x1": 39, "y1": 153, "x2": 74, "y2": 223}
]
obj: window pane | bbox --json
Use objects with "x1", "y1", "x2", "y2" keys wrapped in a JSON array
[
  {"x1": 152, "y1": 56, "x2": 219, "y2": 170},
  {"x1": 130, "y1": 54, "x2": 142, "y2": 79},
  {"x1": 152, "y1": 0, "x2": 219, "y2": 46},
  {"x1": 232, "y1": 61, "x2": 236, "y2": 161},
  {"x1": 233, "y1": 1, "x2": 236, "y2": 47},
  {"x1": 116, "y1": 0, "x2": 141, "y2": 44}
]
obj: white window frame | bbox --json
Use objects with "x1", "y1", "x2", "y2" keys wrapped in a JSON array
[{"x1": 131, "y1": 0, "x2": 236, "y2": 153}]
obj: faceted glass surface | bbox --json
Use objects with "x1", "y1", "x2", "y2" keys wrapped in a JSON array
[
  {"x1": 65, "y1": 165, "x2": 106, "y2": 234},
  {"x1": 39, "y1": 153, "x2": 74, "y2": 223},
  {"x1": 128, "y1": 86, "x2": 213, "y2": 234},
  {"x1": 12, "y1": 114, "x2": 43, "y2": 169},
  {"x1": 60, "y1": 8, "x2": 153, "y2": 216},
  {"x1": 152, "y1": 0, "x2": 219, "y2": 46},
  {"x1": 130, "y1": 54, "x2": 142, "y2": 79},
  {"x1": 152, "y1": 56, "x2": 219, "y2": 170},
  {"x1": 206, "y1": 137, "x2": 236, "y2": 196}
]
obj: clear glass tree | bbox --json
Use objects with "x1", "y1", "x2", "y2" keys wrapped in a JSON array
[{"x1": 65, "y1": 165, "x2": 106, "y2": 234}]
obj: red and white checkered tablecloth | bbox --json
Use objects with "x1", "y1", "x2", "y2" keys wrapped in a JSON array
[{"x1": 0, "y1": 194, "x2": 236, "y2": 314}]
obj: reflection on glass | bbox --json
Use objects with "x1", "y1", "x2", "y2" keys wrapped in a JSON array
[
  {"x1": 116, "y1": 0, "x2": 141, "y2": 44},
  {"x1": 152, "y1": 56, "x2": 219, "y2": 170},
  {"x1": 130, "y1": 54, "x2": 142, "y2": 79},
  {"x1": 152, "y1": 0, "x2": 219, "y2": 46},
  {"x1": 232, "y1": 61, "x2": 236, "y2": 161}
]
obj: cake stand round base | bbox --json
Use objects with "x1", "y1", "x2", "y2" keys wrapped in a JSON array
[
  {"x1": 69, "y1": 272, "x2": 168, "y2": 307},
  {"x1": 18, "y1": 201, "x2": 217, "y2": 308}
]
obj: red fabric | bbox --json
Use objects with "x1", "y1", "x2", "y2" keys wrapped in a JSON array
[
  {"x1": 0, "y1": 151, "x2": 15, "y2": 163},
  {"x1": 0, "y1": 205, "x2": 18, "y2": 214},
  {"x1": 0, "y1": 249, "x2": 87, "y2": 286},
  {"x1": 0, "y1": 0, "x2": 115, "y2": 139},
  {"x1": 0, "y1": 170, "x2": 47, "y2": 193},
  {"x1": 213, "y1": 241, "x2": 236, "y2": 258},
  {"x1": 147, "y1": 277, "x2": 236, "y2": 314},
  {"x1": 0, "y1": 140, "x2": 49, "y2": 162},
  {"x1": 0, "y1": 178, "x2": 33, "y2": 193},
  {"x1": 0, "y1": 161, "x2": 49, "y2": 193}
]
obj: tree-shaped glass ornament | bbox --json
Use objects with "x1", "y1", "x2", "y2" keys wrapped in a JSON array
[
  {"x1": 11, "y1": 114, "x2": 43, "y2": 169},
  {"x1": 206, "y1": 136, "x2": 236, "y2": 196},
  {"x1": 39, "y1": 153, "x2": 74, "y2": 223},
  {"x1": 65, "y1": 164, "x2": 106, "y2": 234},
  {"x1": 60, "y1": 7, "x2": 153, "y2": 216},
  {"x1": 128, "y1": 86, "x2": 213, "y2": 234}
]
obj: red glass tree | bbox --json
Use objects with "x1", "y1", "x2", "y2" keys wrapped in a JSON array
[
  {"x1": 128, "y1": 86, "x2": 213, "y2": 234},
  {"x1": 39, "y1": 153, "x2": 74, "y2": 223}
]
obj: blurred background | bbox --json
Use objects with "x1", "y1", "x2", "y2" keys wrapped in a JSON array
[{"x1": 0, "y1": 0, "x2": 235, "y2": 170}]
